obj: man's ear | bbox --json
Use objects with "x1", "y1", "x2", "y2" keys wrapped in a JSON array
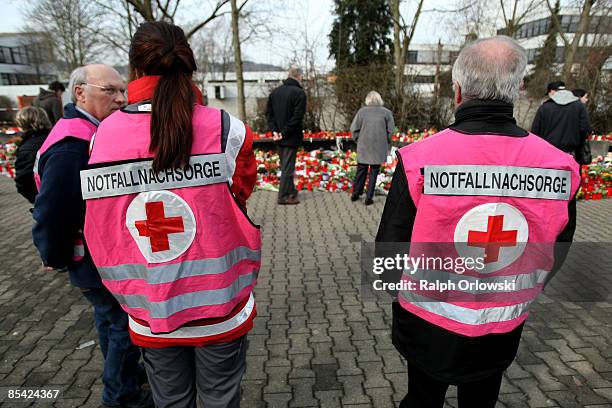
[
  {"x1": 74, "y1": 85, "x2": 85, "y2": 103},
  {"x1": 454, "y1": 82, "x2": 462, "y2": 107}
]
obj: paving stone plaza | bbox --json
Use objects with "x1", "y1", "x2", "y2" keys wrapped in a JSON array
[{"x1": 0, "y1": 175, "x2": 611, "y2": 408}]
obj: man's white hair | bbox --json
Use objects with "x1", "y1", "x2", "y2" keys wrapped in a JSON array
[
  {"x1": 68, "y1": 66, "x2": 88, "y2": 103},
  {"x1": 365, "y1": 91, "x2": 383, "y2": 106},
  {"x1": 451, "y1": 36, "x2": 527, "y2": 104},
  {"x1": 288, "y1": 65, "x2": 302, "y2": 79}
]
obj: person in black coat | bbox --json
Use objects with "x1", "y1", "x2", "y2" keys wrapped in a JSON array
[
  {"x1": 531, "y1": 81, "x2": 591, "y2": 155},
  {"x1": 266, "y1": 66, "x2": 307, "y2": 205},
  {"x1": 14, "y1": 106, "x2": 51, "y2": 204}
]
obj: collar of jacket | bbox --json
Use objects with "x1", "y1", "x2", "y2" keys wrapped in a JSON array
[
  {"x1": 21, "y1": 128, "x2": 47, "y2": 143},
  {"x1": 63, "y1": 103, "x2": 99, "y2": 126},
  {"x1": 127, "y1": 75, "x2": 204, "y2": 105},
  {"x1": 449, "y1": 99, "x2": 528, "y2": 137},
  {"x1": 283, "y1": 77, "x2": 302, "y2": 88}
]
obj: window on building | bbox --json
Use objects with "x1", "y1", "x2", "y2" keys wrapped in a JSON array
[
  {"x1": 417, "y1": 50, "x2": 435, "y2": 64},
  {"x1": 407, "y1": 50, "x2": 418, "y2": 63},
  {"x1": 0, "y1": 73, "x2": 9, "y2": 85},
  {"x1": 559, "y1": 15, "x2": 571, "y2": 32},
  {"x1": 411, "y1": 75, "x2": 435, "y2": 84},
  {"x1": 0, "y1": 47, "x2": 13, "y2": 64},
  {"x1": 11, "y1": 47, "x2": 29, "y2": 65}
]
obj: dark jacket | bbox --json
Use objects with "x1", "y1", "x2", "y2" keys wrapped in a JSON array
[
  {"x1": 33, "y1": 88, "x2": 63, "y2": 125},
  {"x1": 14, "y1": 129, "x2": 48, "y2": 203},
  {"x1": 32, "y1": 103, "x2": 102, "y2": 288},
  {"x1": 266, "y1": 78, "x2": 307, "y2": 147},
  {"x1": 377, "y1": 99, "x2": 577, "y2": 384},
  {"x1": 531, "y1": 90, "x2": 590, "y2": 152}
]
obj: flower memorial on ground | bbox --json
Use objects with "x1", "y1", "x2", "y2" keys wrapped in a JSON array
[
  {"x1": 256, "y1": 148, "x2": 398, "y2": 194},
  {"x1": 252, "y1": 128, "x2": 438, "y2": 144},
  {"x1": 0, "y1": 137, "x2": 20, "y2": 178},
  {"x1": 577, "y1": 154, "x2": 612, "y2": 200},
  {"x1": 1, "y1": 130, "x2": 611, "y2": 201}
]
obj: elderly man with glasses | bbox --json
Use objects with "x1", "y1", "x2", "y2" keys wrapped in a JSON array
[{"x1": 33, "y1": 64, "x2": 153, "y2": 408}]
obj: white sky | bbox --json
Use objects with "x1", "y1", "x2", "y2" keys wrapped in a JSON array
[{"x1": 0, "y1": 0, "x2": 557, "y2": 70}]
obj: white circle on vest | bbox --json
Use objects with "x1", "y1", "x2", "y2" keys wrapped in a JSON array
[
  {"x1": 126, "y1": 190, "x2": 196, "y2": 264},
  {"x1": 454, "y1": 202, "x2": 528, "y2": 273}
]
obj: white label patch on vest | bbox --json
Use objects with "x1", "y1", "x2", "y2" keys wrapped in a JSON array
[
  {"x1": 454, "y1": 203, "x2": 528, "y2": 273},
  {"x1": 80, "y1": 154, "x2": 228, "y2": 199},
  {"x1": 424, "y1": 165, "x2": 571, "y2": 200},
  {"x1": 126, "y1": 191, "x2": 196, "y2": 264}
]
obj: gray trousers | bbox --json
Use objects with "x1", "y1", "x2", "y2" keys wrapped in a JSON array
[
  {"x1": 278, "y1": 146, "x2": 298, "y2": 200},
  {"x1": 142, "y1": 336, "x2": 248, "y2": 408}
]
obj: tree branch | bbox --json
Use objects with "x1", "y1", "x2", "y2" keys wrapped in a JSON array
[
  {"x1": 186, "y1": 0, "x2": 230, "y2": 38},
  {"x1": 546, "y1": 0, "x2": 569, "y2": 47}
]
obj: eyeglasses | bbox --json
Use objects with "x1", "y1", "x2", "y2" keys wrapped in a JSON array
[{"x1": 80, "y1": 83, "x2": 127, "y2": 96}]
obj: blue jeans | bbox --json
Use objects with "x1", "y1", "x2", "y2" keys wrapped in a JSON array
[{"x1": 81, "y1": 287, "x2": 143, "y2": 406}]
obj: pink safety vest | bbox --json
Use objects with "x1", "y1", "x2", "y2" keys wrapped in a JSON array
[
  {"x1": 81, "y1": 104, "x2": 261, "y2": 334},
  {"x1": 34, "y1": 117, "x2": 97, "y2": 190},
  {"x1": 34, "y1": 117, "x2": 97, "y2": 263},
  {"x1": 397, "y1": 129, "x2": 580, "y2": 337}
]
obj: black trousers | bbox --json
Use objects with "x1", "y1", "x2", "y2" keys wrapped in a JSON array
[
  {"x1": 352, "y1": 163, "x2": 380, "y2": 200},
  {"x1": 400, "y1": 363, "x2": 503, "y2": 408},
  {"x1": 278, "y1": 146, "x2": 298, "y2": 201}
]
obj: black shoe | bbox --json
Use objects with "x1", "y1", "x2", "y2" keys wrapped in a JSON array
[
  {"x1": 351, "y1": 195, "x2": 360, "y2": 202},
  {"x1": 365, "y1": 198, "x2": 374, "y2": 206},
  {"x1": 278, "y1": 196, "x2": 300, "y2": 205}
]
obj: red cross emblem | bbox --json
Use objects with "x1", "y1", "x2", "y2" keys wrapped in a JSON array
[
  {"x1": 467, "y1": 215, "x2": 518, "y2": 263},
  {"x1": 135, "y1": 201, "x2": 185, "y2": 252}
]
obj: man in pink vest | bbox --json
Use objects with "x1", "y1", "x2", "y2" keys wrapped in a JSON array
[
  {"x1": 32, "y1": 64, "x2": 153, "y2": 408},
  {"x1": 376, "y1": 36, "x2": 580, "y2": 407}
]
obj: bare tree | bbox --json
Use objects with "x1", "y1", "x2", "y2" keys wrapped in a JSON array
[
  {"x1": 230, "y1": 0, "x2": 246, "y2": 121},
  {"x1": 392, "y1": 0, "x2": 425, "y2": 96},
  {"x1": 391, "y1": 0, "x2": 425, "y2": 128},
  {"x1": 23, "y1": 0, "x2": 104, "y2": 74},
  {"x1": 546, "y1": 0, "x2": 596, "y2": 81},
  {"x1": 500, "y1": 0, "x2": 544, "y2": 37},
  {"x1": 121, "y1": 0, "x2": 245, "y2": 39}
]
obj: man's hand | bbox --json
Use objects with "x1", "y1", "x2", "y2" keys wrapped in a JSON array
[{"x1": 272, "y1": 132, "x2": 283, "y2": 141}]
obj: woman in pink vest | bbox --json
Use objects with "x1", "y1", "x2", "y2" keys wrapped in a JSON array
[{"x1": 82, "y1": 22, "x2": 261, "y2": 408}]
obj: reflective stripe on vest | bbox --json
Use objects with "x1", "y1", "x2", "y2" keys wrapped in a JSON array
[
  {"x1": 73, "y1": 240, "x2": 85, "y2": 262},
  {"x1": 98, "y1": 246, "x2": 260, "y2": 283},
  {"x1": 399, "y1": 291, "x2": 533, "y2": 325},
  {"x1": 128, "y1": 292, "x2": 255, "y2": 339},
  {"x1": 113, "y1": 271, "x2": 255, "y2": 319}
]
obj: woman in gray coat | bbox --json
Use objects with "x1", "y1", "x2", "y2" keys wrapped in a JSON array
[{"x1": 350, "y1": 91, "x2": 395, "y2": 205}]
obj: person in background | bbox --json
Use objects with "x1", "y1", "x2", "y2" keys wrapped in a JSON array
[
  {"x1": 266, "y1": 66, "x2": 307, "y2": 205},
  {"x1": 572, "y1": 88, "x2": 589, "y2": 105},
  {"x1": 33, "y1": 81, "x2": 65, "y2": 125},
  {"x1": 32, "y1": 64, "x2": 151, "y2": 408},
  {"x1": 14, "y1": 106, "x2": 51, "y2": 204},
  {"x1": 82, "y1": 22, "x2": 260, "y2": 408},
  {"x1": 350, "y1": 91, "x2": 394, "y2": 205},
  {"x1": 531, "y1": 81, "x2": 590, "y2": 154}
]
